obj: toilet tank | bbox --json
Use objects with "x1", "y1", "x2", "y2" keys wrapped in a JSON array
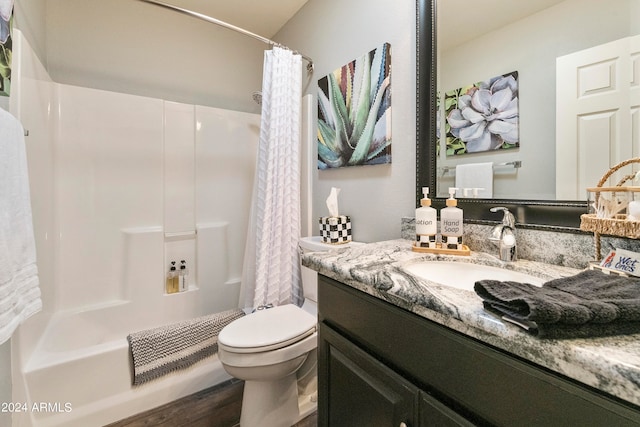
[{"x1": 299, "y1": 236, "x2": 364, "y2": 303}]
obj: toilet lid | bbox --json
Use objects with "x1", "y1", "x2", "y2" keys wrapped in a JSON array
[{"x1": 218, "y1": 304, "x2": 316, "y2": 352}]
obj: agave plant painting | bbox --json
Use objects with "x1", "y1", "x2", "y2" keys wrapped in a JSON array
[
  {"x1": 0, "y1": 0, "x2": 12, "y2": 97},
  {"x1": 317, "y1": 43, "x2": 391, "y2": 169},
  {"x1": 445, "y1": 71, "x2": 519, "y2": 156}
]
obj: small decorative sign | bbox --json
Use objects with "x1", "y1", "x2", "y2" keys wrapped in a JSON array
[{"x1": 600, "y1": 248, "x2": 640, "y2": 277}]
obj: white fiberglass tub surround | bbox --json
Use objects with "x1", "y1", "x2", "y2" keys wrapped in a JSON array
[{"x1": 12, "y1": 34, "x2": 262, "y2": 427}]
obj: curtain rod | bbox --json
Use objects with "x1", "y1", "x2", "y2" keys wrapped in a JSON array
[{"x1": 138, "y1": 0, "x2": 314, "y2": 72}]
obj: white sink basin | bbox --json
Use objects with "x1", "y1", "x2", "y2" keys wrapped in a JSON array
[{"x1": 403, "y1": 261, "x2": 545, "y2": 291}]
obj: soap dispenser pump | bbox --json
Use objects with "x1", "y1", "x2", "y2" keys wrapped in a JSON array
[
  {"x1": 441, "y1": 187, "x2": 463, "y2": 249},
  {"x1": 415, "y1": 187, "x2": 438, "y2": 248}
]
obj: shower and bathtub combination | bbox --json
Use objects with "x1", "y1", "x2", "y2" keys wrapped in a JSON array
[{"x1": 9, "y1": 27, "x2": 316, "y2": 426}]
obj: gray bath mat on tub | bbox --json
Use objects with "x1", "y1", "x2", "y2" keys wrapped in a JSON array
[{"x1": 127, "y1": 308, "x2": 245, "y2": 385}]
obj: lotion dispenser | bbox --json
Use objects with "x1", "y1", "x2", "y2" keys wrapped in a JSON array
[
  {"x1": 415, "y1": 187, "x2": 437, "y2": 248},
  {"x1": 441, "y1": 187, "x2": 463, "y2": 249}
]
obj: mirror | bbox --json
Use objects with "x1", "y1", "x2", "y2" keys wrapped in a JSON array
[{"x1": 417, "y1": 0, "x2": 640, "y2": 229}]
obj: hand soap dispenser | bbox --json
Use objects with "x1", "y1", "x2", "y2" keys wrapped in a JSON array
[
  {"x1": 416, "y1": 187, "x2": 437, "y2": 248},
  {"x1": 441, "y1": 187, "x2": 463, "y2": 249}
]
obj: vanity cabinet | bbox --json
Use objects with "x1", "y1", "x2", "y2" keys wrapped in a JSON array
[{"x1": 317, "y1": 274, "x2": 640, "y2": 427}]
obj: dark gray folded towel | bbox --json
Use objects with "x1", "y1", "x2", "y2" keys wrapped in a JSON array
[{"x1": 475, "y1": 269, "x2": 640, "y2": 339}]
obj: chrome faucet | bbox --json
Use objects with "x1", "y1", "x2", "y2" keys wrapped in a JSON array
[{"x1": 489, "y1": 207, "x2": 517, "y2": 262}]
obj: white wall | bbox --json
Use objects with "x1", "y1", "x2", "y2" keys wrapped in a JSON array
[
  {"x1": 14, "y1": 0, "x2": 47, "y2": 69},
  {"x1": 275, "y1": 0, "x2": 417, "y2": 243}
]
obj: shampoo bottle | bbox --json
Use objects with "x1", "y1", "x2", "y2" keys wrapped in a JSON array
[
  {"x1": 179, "y1": 260, "x2": 189, "y2": 292},
  {"x1": 441, "y1": 187, "x2": 463, "y2": 250},
  {"x1": 166, "y1": 261, "x2": 178, "y2": 294},
  {"x1": 415, "y1": 187, "x2": 437, "y2": 248}
]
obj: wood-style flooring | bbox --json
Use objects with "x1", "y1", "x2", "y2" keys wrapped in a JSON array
[{"x1": 106, "y1": 379, "x2": 317, "y2": 427}]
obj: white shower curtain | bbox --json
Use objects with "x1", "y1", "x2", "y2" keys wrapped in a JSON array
[{"x1": 241, "y1": 46, "x2": 303, "y2": 309}]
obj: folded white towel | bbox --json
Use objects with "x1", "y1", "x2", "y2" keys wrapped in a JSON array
[
  {"x1": 0, "y1": 107, "x2": 41, "y2": 345},
  {"x1": 455, "y1": 162, "x2": 494, "y2": 198}
]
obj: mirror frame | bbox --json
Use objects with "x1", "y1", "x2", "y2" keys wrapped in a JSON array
[{"x1": 416, "y1": 0, "x2": 588, "y2": 231}]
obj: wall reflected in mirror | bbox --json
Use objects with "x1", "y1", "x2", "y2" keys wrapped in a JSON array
[{"x1": 435, "y1": 0, "x2": 640, "y2": 200}]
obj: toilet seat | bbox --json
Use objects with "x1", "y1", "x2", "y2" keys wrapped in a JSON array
[
  {"x1": 219, "y1": 331, "x2": 317, "y2": 369},
  {"x1": 218, "y1": 304, "x2": 316, "y2": 353}
]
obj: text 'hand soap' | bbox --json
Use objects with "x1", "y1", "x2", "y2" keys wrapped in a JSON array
[{"x1": 441, "y1": 187, "x2": 463, "y2": 249}]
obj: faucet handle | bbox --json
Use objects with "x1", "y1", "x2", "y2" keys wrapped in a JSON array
[{"x1": 490, "y1": 207, "x2": 516, "y2": 228}]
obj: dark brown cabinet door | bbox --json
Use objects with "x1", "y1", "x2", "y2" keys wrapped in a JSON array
[{"x1": 319, "y1": 323, "x2": 416, "y2": 427}]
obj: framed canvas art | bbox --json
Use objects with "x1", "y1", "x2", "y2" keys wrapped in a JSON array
[
  {"x1": 317, "y1": 43, "x2": 391, "y2": 169},
  {"x1": 445, "y1": 71, "x2": 519, "y2": 156}
]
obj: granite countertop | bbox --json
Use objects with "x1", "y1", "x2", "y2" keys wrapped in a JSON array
[{"x1": 302, "y1": 239, "x2": 640, "y2": 408}]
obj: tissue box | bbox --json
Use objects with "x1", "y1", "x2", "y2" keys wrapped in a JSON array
[{"x1": 319, "y1": 216, "x2": 352, "y2": 244}]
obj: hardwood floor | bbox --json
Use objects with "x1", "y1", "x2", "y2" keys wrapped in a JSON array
[{"x1": 106, "y1": 379, "x2": 318, "y2": 427}]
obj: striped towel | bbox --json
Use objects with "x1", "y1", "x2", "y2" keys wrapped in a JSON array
[{"x1": 127, "y1": 308, "x2": 245, "y2": 385}]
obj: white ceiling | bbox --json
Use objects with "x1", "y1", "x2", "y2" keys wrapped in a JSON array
[
  {"x1": 164, "y1": 0, "x2": 564, "y2": 44},
  {"x1": 158, "y1": 0, "x2": 310, "y2": 38},
  {"x1": 438, "y1": 0, "x2": 567, "y2": 50}
]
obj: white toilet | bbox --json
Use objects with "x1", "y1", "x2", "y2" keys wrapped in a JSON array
[{"x1": 218, "y1": 236, "x2": 363, "y2": 427}]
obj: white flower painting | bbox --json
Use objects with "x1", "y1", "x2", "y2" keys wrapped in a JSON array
[{"x1": 445, "y1": 71, "x2": 519, "y2": 155}]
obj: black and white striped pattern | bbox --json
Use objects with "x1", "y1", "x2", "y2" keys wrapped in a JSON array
[{"x1": 127, "y1": 308, "x2": 245, "y2": 385}]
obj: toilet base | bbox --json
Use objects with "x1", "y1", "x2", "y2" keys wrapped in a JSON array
[
  {"x1": 240, "y1": 373, "x2": 299, "y2": 427},
  {"x1": 239, "y1": 374, "x2": 318, "y2": 427}
]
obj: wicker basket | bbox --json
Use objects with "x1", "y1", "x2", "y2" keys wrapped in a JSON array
[
  {"x1": 579, "y1": 158, "x2": 640, "y2": 260},
  {"x1": 580, "y1": 213, "x2": 640, "y2": 238}
]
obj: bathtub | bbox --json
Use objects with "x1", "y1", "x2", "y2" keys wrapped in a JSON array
[{"x1": 17, "y1": 301, "x2": 234, "y2": 427}]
